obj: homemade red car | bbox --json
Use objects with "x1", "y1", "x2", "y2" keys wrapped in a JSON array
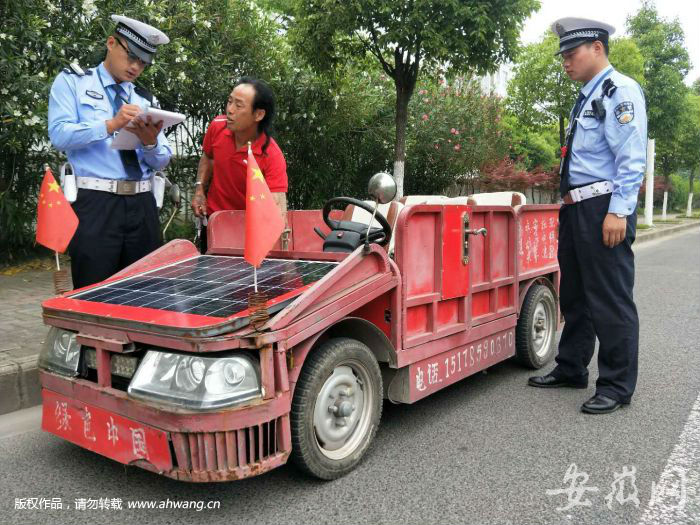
[{"x1": 39, "y1": 181, "x2": 560, "y2": 482}]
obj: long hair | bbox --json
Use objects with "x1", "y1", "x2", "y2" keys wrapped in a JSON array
[{"x1": 235, "y1": 76, "x2": 276, "y2": 155}]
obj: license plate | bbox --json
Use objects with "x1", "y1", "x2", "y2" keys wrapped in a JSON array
[{"x1": 42, "y1": 390, "x2": 172, "y2": 472}]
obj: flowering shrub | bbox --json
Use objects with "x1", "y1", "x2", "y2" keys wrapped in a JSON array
[{"x1": 404, "y1": 76, "x2": 510, "y2": 195}]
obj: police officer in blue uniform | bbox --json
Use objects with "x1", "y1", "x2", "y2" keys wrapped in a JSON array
[
  {"x1": 528, "y1": 18, "x2": 647, "y2": 414},
  {"x1": 48, "y1": 15, "x2": 172, "y2": 289}
]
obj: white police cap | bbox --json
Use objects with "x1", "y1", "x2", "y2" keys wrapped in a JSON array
[
  {"x1": 111, "y1": 15, "x2": 169, "y2": 64},
  {"x1": 551, "y1": 17, "x2": 615, "y2": 55}
]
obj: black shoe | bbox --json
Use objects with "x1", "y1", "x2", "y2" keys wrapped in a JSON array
[
  {"x1": 528, "y1": 373, "x2": 587, "y2": 389},
  {"x1": 581, "y1": 394, "x2": 623, "y2": 414}
]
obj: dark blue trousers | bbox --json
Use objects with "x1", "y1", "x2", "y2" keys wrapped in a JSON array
[
  {"x1": 68, "y1": 189, "x2": 161, "y2": 289},
  {"x1": 552, "y1": 193, "x2": 639, "y2": 403}
]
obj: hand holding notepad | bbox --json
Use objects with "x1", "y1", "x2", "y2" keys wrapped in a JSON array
[{"x1": 110, "y1": 107, "x2": 185, "y2": 150}]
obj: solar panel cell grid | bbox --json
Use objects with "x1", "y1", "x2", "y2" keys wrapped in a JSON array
[{"x1": 73, "y1": 256, "x2": 338, "y2": 318}]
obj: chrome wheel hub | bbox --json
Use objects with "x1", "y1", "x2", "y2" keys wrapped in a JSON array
[
  {"x1": 313, "y1": 362, "x2": 373, "y2": 460},
  {"x1": 532, "y1": 300, "x2": 553, "y2": 358}
]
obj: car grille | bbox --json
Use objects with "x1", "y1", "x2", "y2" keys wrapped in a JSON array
[{"x1": 171, "y1": 417, "x2": 282, "y2": 473}]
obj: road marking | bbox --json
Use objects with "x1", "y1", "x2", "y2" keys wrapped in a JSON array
[{"x1": 638, "y1": 391, "x2": 700, "y2": 524}]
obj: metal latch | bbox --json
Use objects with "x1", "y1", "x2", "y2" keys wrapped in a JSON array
[{"x1": 462, "y1": 213, "x2": 487, "y2": 264}]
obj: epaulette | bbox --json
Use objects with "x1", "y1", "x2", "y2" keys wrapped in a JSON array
[
  {"x1": 62, "y1": 63, "x2": 93, "y2": 76},
  {"x1": 134, "y1": 85, "x2": 156, "y2": 106},
  {"x1": 602, "y1": 78, "x2": 617, "y2": 98}
]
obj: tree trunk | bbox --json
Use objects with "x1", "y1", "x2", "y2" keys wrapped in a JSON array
[
  {"x1": 559, "y1": 114, "x2": 565, "y2": 147},
  {"x1": 687, "y1": 170, "x2": 695, "y2": 217},
  {"x1": 393, "y1": 84, "x2": 411, "y2": 199}
]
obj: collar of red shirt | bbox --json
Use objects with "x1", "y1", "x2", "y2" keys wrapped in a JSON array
[{"x1": 222, "y1": 129, "x2": 268, "y2": 155}]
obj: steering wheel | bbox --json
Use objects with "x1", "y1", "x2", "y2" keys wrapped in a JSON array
[{"x1": 321, "y1": 197, "x2": 392, "y2": 246}]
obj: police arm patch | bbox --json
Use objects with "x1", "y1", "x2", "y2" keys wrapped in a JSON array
[{"x1": 614, "y1": 101, "x2": 634, "y2": 124}]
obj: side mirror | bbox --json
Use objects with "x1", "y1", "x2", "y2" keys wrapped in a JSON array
[{"x1": 367, "y1": 172, "x2": 397, "y2": 204}]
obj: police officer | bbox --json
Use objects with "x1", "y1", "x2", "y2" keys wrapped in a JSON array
[
  {"x1": 528, "y1": 18, "x2": 647, "y2": 414},
  {"x1": 48, "y1": 15, "x2": 172, "y2": 289}
]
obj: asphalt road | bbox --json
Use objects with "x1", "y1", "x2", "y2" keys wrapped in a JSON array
[{"x1": 1, "y1": 229, "x2": 698, "y2": 525}]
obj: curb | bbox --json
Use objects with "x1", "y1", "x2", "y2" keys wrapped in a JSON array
[
  {"x1": 635, "y1": 221, "x2": 700, "y2": 244},
  {"x1": 1, "y1": 222, "x2": 697, "y2": 417},
  {"x1": 0, "y1": 355, "x2": 42, "y2": 416}
]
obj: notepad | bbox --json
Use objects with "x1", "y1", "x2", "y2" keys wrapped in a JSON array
[{"x1": 110, "y1": 107, "x2": 186, "y2": 150}]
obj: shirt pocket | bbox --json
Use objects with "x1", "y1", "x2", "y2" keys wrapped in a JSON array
[
  {"x1": 78, "y1": 93, "x2": 112, "y2": 120},
  {"x1": 576, "y1": 117, "x2": 604, "y2": 152}
]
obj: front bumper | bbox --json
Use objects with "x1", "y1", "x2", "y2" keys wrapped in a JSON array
[{"x1": 40, "y1": 371, "x2": 292, "y2": 482}]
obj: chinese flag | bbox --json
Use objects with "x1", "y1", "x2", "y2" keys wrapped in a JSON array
[
  {"x1": 35, "y1": 166, "x2": 78, "y2": 253},
  {"x1": 244, "y1": 146, "x2": 285, "y2": 267}
]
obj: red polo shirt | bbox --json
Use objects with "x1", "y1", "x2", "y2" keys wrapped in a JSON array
[{"x1": 202, "y1": 116, "x2": 288, "y2": 214}]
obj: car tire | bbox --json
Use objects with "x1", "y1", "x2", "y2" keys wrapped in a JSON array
[
  {"x1": 290, "y1": 337, "x2": 382, "y2": 480},
  {"x1": 515, "y1": 284, "x2": 557, "y2": 368}
]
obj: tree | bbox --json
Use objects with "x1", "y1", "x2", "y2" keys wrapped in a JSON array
[
  {"x1": 674, "y1": 92, "x2": 700, "y2": 202},
  {"x1": 405, "y1": 75, "x2": 511, "y2": 195},
  {"x1": 507, "y1": 34, "x2": 645, "y2": 147},
  {"x1": 627, "y1": 1, "x2": 691, "y2": 177},
  {"x1": 507, "y1": 33, "x2": 575, "y2": 147},
  {"x1": 275, "y1": 0, "x2": 538, "y2": 197}
]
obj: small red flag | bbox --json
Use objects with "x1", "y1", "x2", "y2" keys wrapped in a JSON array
[
  {"x1": 35, "y1": 166, "x2": 78, "y2": 253},
  {"x1": 244, "y1": 145, "x2": 285, "y2": 267}
]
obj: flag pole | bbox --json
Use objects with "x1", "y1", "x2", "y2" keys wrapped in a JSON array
[
  {"x1": 55, "y1": 251, "x2": 60, "y2": 271},
  {"x1": 254, "y1": 266, "x2": 258, "y2": 293}
]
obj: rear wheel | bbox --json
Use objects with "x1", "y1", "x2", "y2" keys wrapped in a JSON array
[
  {"x1": 290, "y1": 337, "x2": 382, "y2": 480},
  {"x1": 515, "y1": 284, "x2": 557, "y2": 368}
]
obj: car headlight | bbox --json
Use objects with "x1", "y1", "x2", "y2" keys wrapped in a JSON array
[
  {"x1": 37, "y1": 327, "x2": 81, "y2": 377},
  {"x1": 127, "y1": 351, "x2": 261, "y2": 410}
]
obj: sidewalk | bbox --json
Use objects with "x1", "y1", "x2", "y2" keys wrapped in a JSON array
[
  {"x1": 1, "y1": 217, "x2": 698, "y2": 416},
  {"x1": 0, "y1": 268, "x2": 58, "y2": 414}
]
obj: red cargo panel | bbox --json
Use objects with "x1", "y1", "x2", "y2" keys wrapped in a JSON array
[
  {"x1": 517, "y1": 207, "x2": 559, "y2": 274},
  {"x1": 441, "y1": 206, "x2": 470, "y2": 300},
  {"x1": 409, "y1": 326, "x2": 516, "y2": 402}
]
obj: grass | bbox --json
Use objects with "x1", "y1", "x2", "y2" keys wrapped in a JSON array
[{"x1": 637, "y1": 224, "x2": 652, "y2": 230}]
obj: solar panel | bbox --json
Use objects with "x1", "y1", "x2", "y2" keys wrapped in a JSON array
[{"x1": 72, "y1": 256, "x2": 338, "y2": 319}]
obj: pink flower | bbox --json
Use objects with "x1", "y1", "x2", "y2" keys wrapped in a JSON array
[
  {"x1": 454, "y1": 144, "x2": 461, "y2": 152},
  {"x1": 434, "y1": 144, "x2": 439, "y2": 150},
  {"x1": 419, "y1": 89, "x2": 427, "y2": 95},
  {"x1": 448, "y1": 139, "x2": 452, "y2": 143},
  {"x1": 422, "y1": 114, "x2": 429, "y2": 121},
  {"x1": 450, "y1": 128, "x2": 456, "y2": 134},
  {"x1": 455, "y1": 130, "x2": 460, "y2": 135}
]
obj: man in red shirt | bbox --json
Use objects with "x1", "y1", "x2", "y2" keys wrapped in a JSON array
[{"x1": 191, "y1": 77, "x2": 288, "y2": 250}]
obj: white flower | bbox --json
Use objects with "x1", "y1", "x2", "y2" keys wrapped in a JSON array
[
  {"x1": 177, "y1": 71, "x2": 186, "y2": 81},
  {"x1": 46, "y1": 22, "x2": 51, "y2": 28},
  {"x1": 13, "y1": 110, "x2": 21, "y2": 117},
  {"x1": 0, "y1": 34, "x2": 6, "y2": 40},
  {"x1": 1, "y1": 88, "x2": 8, "y2": 95},
  {"x1": 202, "y1": 20, "x2": 211, "y2": 29},
  {"x1": 38, "y1": 72, "x2": 46, "y2": 78},
  {"x1": 12, "y1": 96, "x2": 17, "y2": 102}
]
